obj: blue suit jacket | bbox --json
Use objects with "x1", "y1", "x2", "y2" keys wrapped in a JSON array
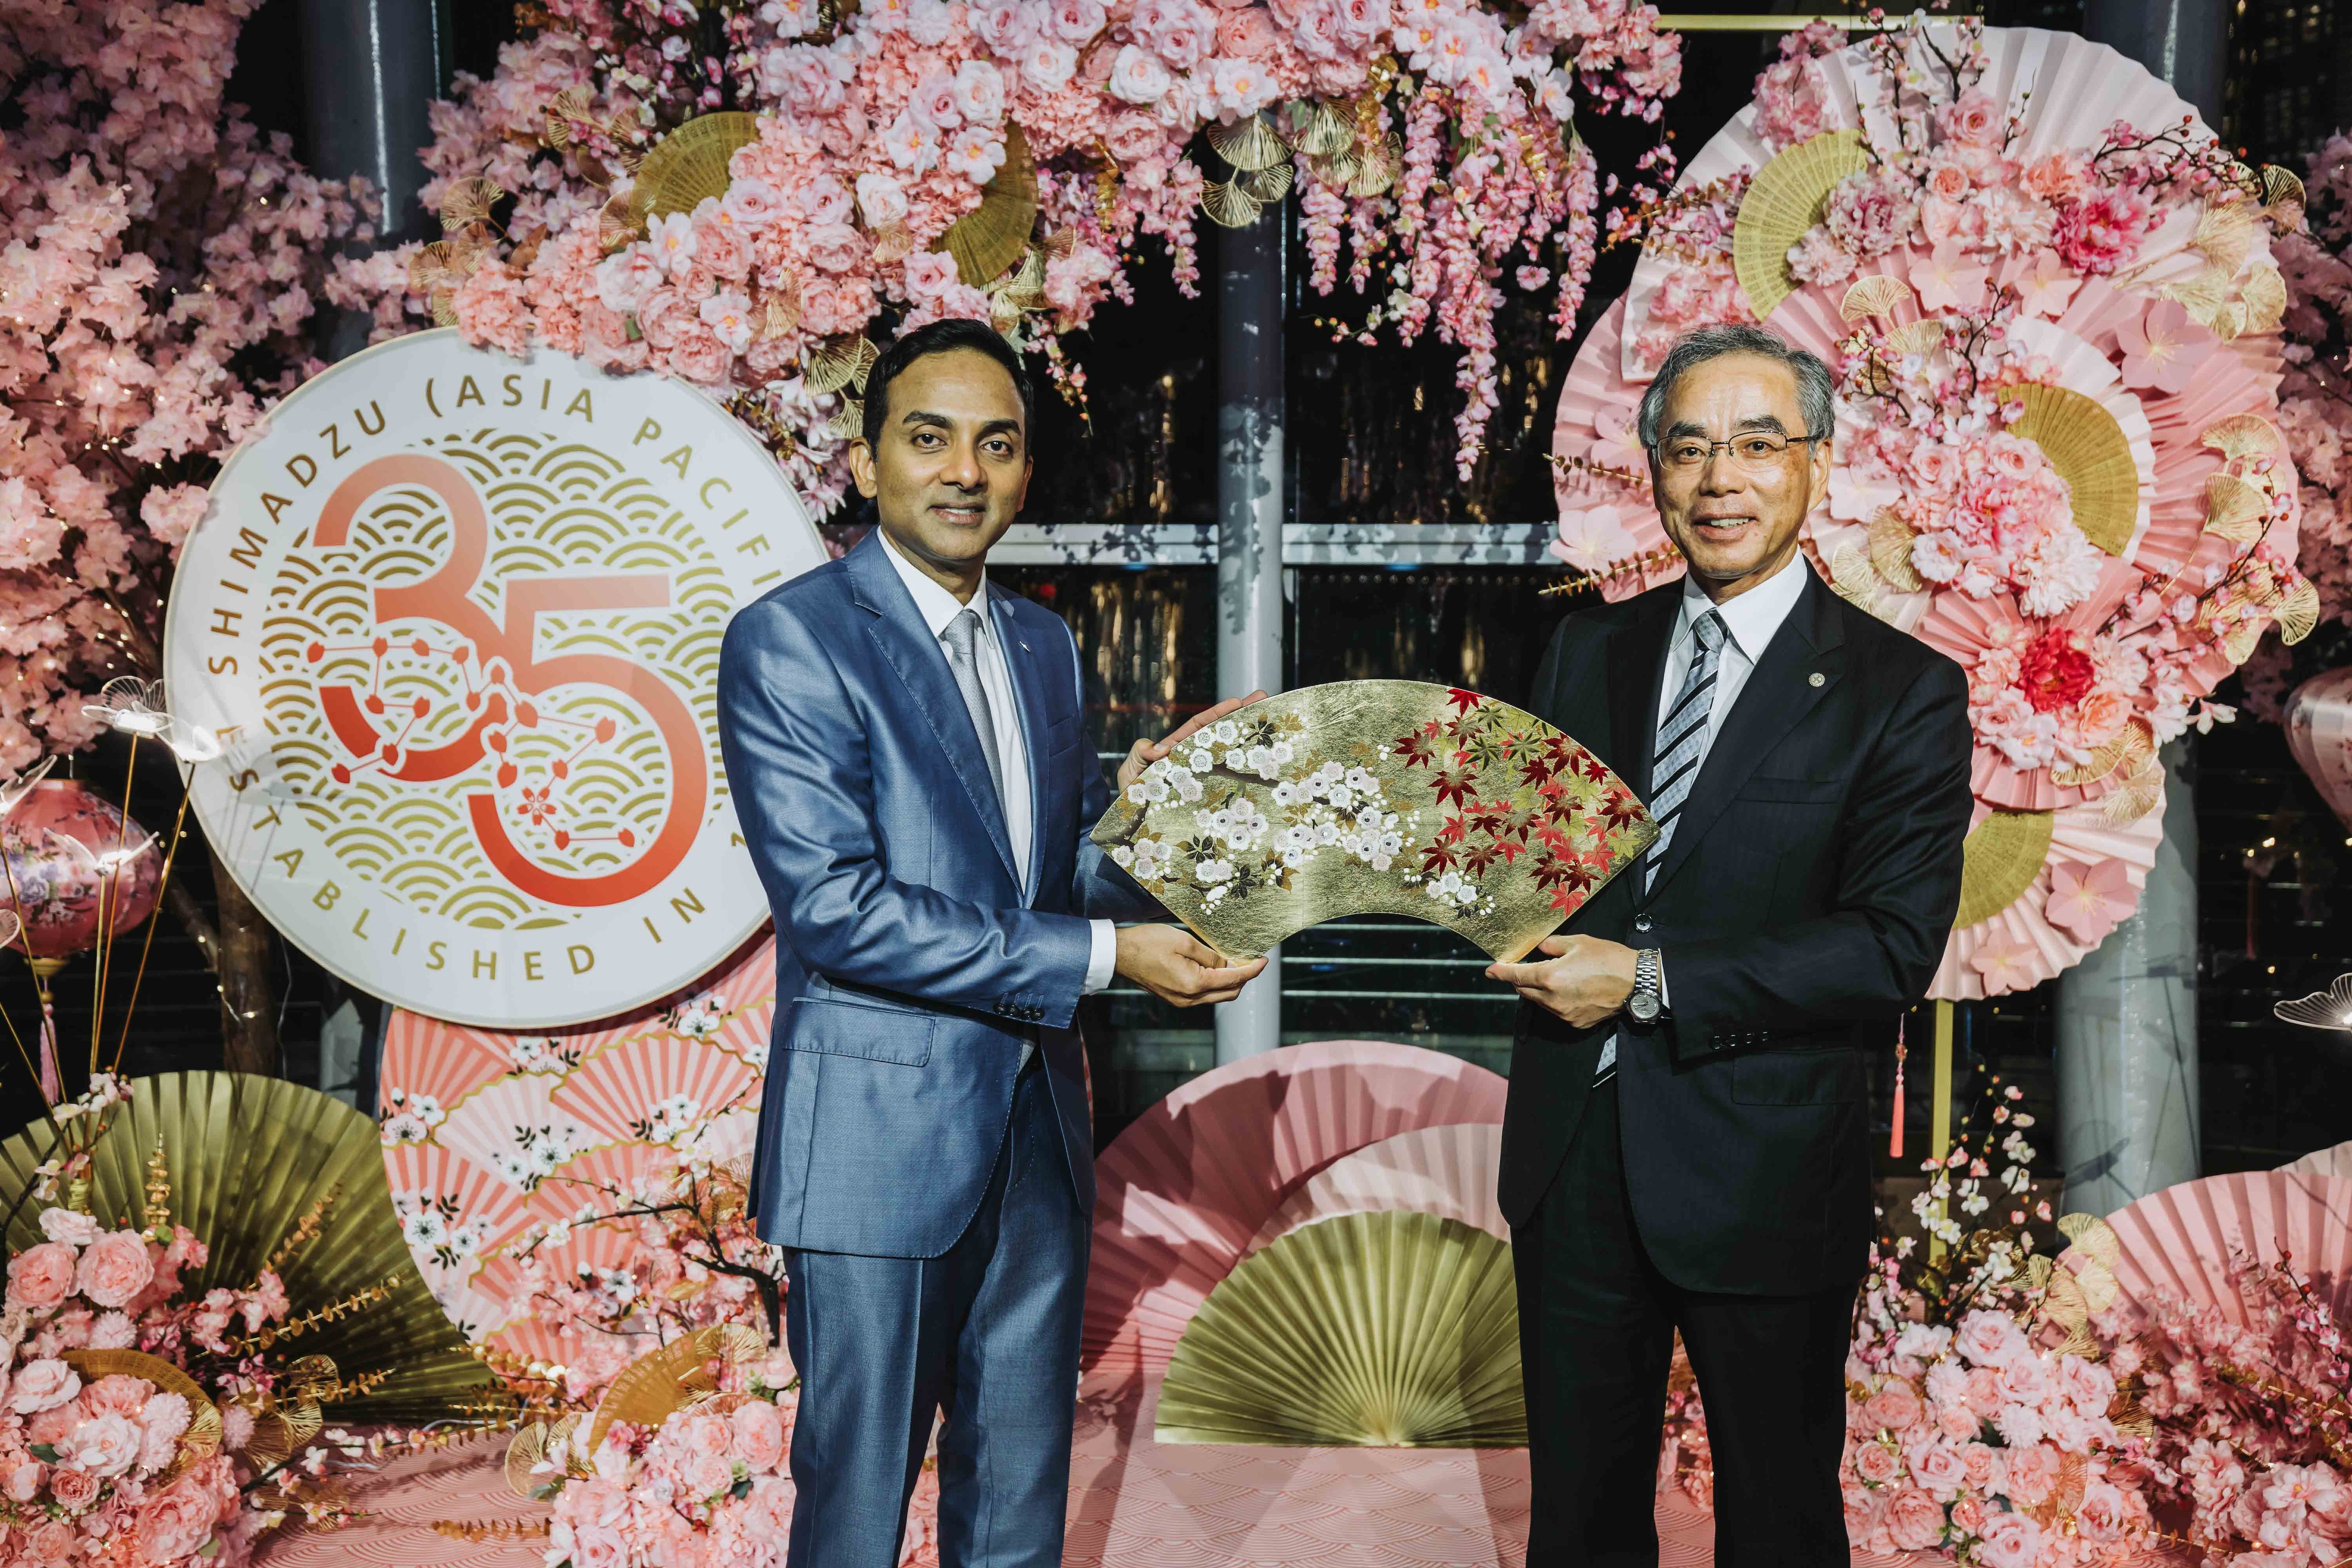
[{"x1": 716, "y1": 531, "x2": 1160, "y2": 1258}]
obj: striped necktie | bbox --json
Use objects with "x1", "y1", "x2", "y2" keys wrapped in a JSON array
[
  {"x1": 1644, "y1": 608, "x2": 1726, "y2": 892},
  {"x1": 1595, "y1": 608, "x2": 1727, "y2": 1085}
]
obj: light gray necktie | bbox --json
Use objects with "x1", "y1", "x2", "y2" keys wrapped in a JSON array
[
  {"x1": 1597, "y1": 607, "x2": 1727, "y2": 1084},
  {"x1": 940, "y1": 606, "x2": 1007, "y2": 812}
]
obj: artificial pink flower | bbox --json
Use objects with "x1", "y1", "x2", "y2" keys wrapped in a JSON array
[
  {"x1": 1551, "y1": 506, "x2": 1636, "y2": 573},
  {"x1": 9, "y1": 1360, "x2": 80, "y2": 1415},
  {"x1": 1974, "y1": 1508, "x2": 2045, "y2": 1568},
  {"x1": 7, "y1": 1242, "x2": 78, "y2": 1312},
  {"x1": 74, "y1": 1231, "x2": 154, "y2": 1310},
  {"x1": 2045, "y1": 858, "x2": 2136, "y2": 943},
  {"x1": 2117, "y1": 299, "x2": 2216, "y2": 394},
  {"x1": 1909, "y1": 240, "x2": 1989, "y2": 314},
  {"x1": 2015, "y1": 250, "x2": 2081, "y2": 318}
]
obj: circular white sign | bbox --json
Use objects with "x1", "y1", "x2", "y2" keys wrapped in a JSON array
[{"x1": 165, "y1": 330, "x2": 824, "y2": 1027}]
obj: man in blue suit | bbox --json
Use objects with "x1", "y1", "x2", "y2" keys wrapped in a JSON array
[{"x1": 717, "y1": 318, "x2": 1265, "y2": 1568}]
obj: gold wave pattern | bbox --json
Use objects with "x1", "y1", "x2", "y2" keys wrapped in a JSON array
[{"x1": 247, "y1": 431, "x2": 748, "y2": 928}]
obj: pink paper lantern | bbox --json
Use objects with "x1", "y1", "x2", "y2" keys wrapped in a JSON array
[
  {"x1": 1, "y1": 779, "x2": 162, "y2": 960},
  {"x1": 2286, "y1": 668, "x2": 2352, "y2": 834}
]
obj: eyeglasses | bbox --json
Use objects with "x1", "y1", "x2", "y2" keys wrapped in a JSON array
[{"x1": 1649, "y1": 432, "x2": 1826, "y2": 472}]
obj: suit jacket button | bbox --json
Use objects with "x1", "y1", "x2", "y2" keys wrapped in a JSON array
[{"x1": 1633, "y1": 915, "x2": 1653, "y2": 934}]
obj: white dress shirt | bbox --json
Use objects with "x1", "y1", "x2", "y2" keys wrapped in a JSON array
[
  {"x1": 879, "y1": 532, "x2": 1118, "y2": 997},
  {"x1": 1600, "y1": 554, "x2": 1811, "y2": 1077}
]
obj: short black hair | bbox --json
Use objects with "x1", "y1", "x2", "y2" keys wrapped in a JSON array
[{"x1": 862, "y1": 317, "x2": 1034, "y2": 446}]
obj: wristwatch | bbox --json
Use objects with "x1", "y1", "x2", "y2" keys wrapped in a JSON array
[{"x1": 1628, "y1": 948, "x2": 1664, "y2": 1024}]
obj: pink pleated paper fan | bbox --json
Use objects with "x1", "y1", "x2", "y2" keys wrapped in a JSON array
[
  {"x1": 2092, "y1": 1170, "x2": 2352, "y2": 1328},
  {"x1": 1083, "y1": 1040, "x2": 1506, "y2": 1383},
  {"x1": 377, "y1": 933, "x2": 778, "y2": 1359},
  {"x1": 2280, "y1": 1140, "x2": 2352, "y2": 1182},
  {"x1": 1549, "y1": 298, "x2": 1680, "y2": 601},
  {"x1": 1929, "y1": 788, "x2": 2166, "y2": 1001},
  {"x1": 1239, "y1": 1122, "x2": 1508, "y2": 1265}
]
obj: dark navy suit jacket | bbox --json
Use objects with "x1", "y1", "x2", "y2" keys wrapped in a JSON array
[{"x1": 716, "y1": 531, "x2": 1159, "y2": 1258}]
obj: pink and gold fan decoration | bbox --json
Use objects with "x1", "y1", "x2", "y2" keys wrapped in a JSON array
[
  {"x1": 1551, "y1": 17, "x2": 2316, "y2": 996},
  {"x1": 376, "y1": 933, "x2": 774, "y2": 1391},
  {"x1": 2083, "y1": 1169, "x2": 2352, "y2": 1328}
]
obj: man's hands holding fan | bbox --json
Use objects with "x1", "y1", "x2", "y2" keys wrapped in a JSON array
[{"x1": 1112, "y1": 692, "x2": 1271, "y2": 1008}]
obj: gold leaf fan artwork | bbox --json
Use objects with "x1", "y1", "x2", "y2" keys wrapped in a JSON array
[
  {"x1": 1153, "y1": 1211, "x2": 1525, "y2": 1447},
  {"x1": 0, "y1": 1072, "x2": 486, "y2": 1421},
  {"x1": 629, "y1": 111, "x2": 763, "y2": 227},
  {"x1": 939, "y1": 122, "x2": 1039, "y2": 288},
  {"x1": 1092, "y1": 681, "x2": 1657, "y2": 963},
  {"x1": 1996, "y1": 383, "x2": 2142, "y2": 558},
  {"x1": 584, "y1": 1322, "x2": 768, "y2": 1451},
  {"x1": 1953, "y1": 808, "x2": 2057, "y2": 929},
  {"x1": 1731, "y1": 129, "x2": 1869, "y2": 324}
]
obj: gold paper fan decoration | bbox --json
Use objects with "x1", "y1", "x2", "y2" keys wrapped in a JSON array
[
  {"x1": 1840, "y1": 275, "x2": 1912, "y2": 322},
  {"x1": 62, "y1": 1349, "x2": 222, "y2": 1472},
  {"x1": 1200, "y1": 177, "x2": 1264, "y2": 229},
  {"x1": 1206, "y1": 113, "x2": 1290, "y2": 173},
  {"x1": 2201, "y1": 413, "x2": 2280, "y2": 460},
  {"x1": 1346, "y1": 132, "x2": 1403, "y2": 198},
  {"x1": 1239, "y1": 162, "x2": 1296, "y2": 203},
  {"x1": 1953, "y1": 808, "x2": 2056, "y2": 929},
  {"x1": 1284, "y1": 98, "x2": 1355, "y2": 157},
  {"x1": 1731, "y1": 128, "x2": 1868, "y2": 323},
  {"x1": 630, "y1": 111, "x2": 762, "y2": 225},
  {"x1": 2203, "y1": 471, "x2": 2270, "y2": 543},
  {"x1": 1996, "y1": 384, "x2": 2141, "y2": 557},
  {"x1": 1866, "y1": 510, "x2": 1925, "y2": 592},
  {"x1": 939, "y1": 123, "x2": 1038, "y2": 288},
  {"x1": 0, "y1": 1072, "x2": 485, "y2": 1421},
  {"x1": 1153, "y1": 1211, "x2": 1525, "y2": 1447},
  {"x1": 585, "y1": 1323, "x2": 766, "y2": 1452}
]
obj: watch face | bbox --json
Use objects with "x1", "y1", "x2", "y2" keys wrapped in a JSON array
[{"x1": 1629, "y1": 991, "x2": 1660, "y2": 1023}]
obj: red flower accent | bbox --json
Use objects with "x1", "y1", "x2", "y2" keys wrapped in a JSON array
[
  {"x1": 2018, "y1": 629, "x2": 2096, "y2": 713},
  {"x1": 518, "y1": 785, "x2": 557, "y2": 826}
]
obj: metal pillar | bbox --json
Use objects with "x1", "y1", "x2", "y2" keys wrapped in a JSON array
[
  {"x1": 2053, "y1": 0, "x2": 2226, "y2": 1210},
  {"x1": 300, "y1": 0, "x2": 446, "y2": 358},
  {"x1": 2083, "y1": 0, "x2": 2230, "y2": 125},
  {"x1": 2057, "y1": 743, "x2": 2201, "y2": 1214},
  {"x1": 1215, "y1": 208, "x2": 1287, "y2": 1064}
]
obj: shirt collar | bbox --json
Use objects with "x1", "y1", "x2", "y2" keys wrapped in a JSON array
[
  {"x1": 1677, "y1": 552, "x2": 1810, "y2": 664},
  {"x1": 878, "y1": 527, "x2": 990, "y2": 642}
]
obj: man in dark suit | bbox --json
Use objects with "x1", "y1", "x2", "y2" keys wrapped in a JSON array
[
  {"x1": 717, "y1": 318, "x2": 1265, "y2": 1568},
  {"x1": 1486, "y1": 323, "x2": 1973, "y2": 1565}
]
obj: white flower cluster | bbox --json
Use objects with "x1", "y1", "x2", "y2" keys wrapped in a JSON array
[
  {"x1": 643, "y1": 1092, "x2": 706, "y2": 1145},
  {"x1": 378, "y1": 1086, "x2": 446, "y2": 1146},
  {"x1": 510, "y1": 1035, "x2": 570, "y2": 1074},
  {"x1": 1272, "y1": 762, "x2": 1404, "y2": 873},
  {"x1": 1424, "y1": 869, "x2": 1480, "y2": 908},
  {"x1": 493, "y1": 1124, "x2": 580, "y2": 1191}
]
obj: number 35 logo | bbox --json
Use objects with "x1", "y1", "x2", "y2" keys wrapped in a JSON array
[{"x1": 308, "y1": 453, "x2": 704, "y2": 908}]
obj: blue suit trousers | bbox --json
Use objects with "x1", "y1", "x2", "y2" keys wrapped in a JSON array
[{"x1": 780, "y1": 1056, "x2": 1087, "y2": 1568}]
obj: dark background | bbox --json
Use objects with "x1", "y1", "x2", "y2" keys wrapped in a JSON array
[{"x1": 8, "y1": 0, "x2": 2351, "y2": 1199}]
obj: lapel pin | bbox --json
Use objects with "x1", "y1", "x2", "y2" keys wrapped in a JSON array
[{"x1": 1809, "y1": 672, "x2": 1826, "y2": 687}]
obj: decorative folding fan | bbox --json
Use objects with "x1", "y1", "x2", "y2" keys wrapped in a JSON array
[
  {"x1": 0, "y1": 1072, "x2": 486, "y2": 1420},
  {"x1": 2087, "y1": 1170, "x2": 2352, "y2": 1328},
  {"x1": 1930, "y1": 787, "x2": 2166, "y2": 1002},
  {"x1": 1155, "y1": 1123, "x2": 1523, "y2": 1449},
  {"x1": 375, "y1": 935, "x2": 773, "y2": 1374},
  {"x1": 1154, "y1": 1211, "x2": 1524, "y2": 1449},
  {"x1": 1083, "y1": 1040, "x2": 1506, "y2": 1381},
  {"x1": 1092, "y1": 681, "x2": 1655, "y2": 963},
  {"x1": 2274, "y1": 973, "x2": 2352, "y2": 1032},
  {"x1": 2281, "y1": 1138, "x2": 2352, "y2": 1180}
]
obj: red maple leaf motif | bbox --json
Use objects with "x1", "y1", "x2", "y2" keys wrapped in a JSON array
[
  {"x1": 1580, "y1": 754, "x2": 1610, "y2": 784},
  {"x1": 1445, "y1": 688, "x2": 1485, "y2": 716},
  {"x1": 1544, "y1": 734, "x2": 1578, "y2": 764},
  {"x1": 1464, "y1": 843, "x2": 1502, "y2": 876},
  {"x1": 1494, "y1": 839, "x2": 1526, "y2": 865},
  {"x1": 1436, "y1": 814, "x2": 1469, "y2": 845},
  {"x1": 1601, "y1": 795, "x2": 1645, "y2": 833},
  {"x1": 1549, "y1": 885, "x2": 1590, "y2": 917},
  {"x1": 1533, "y1": 823, "x2": 1573, "y2": 856},
  {"x1": 1535, "y1": 774, "x2": 1566, "y2": 802},
  {"x1": 1430, "y1": 771, "x2": 1476, "y2": 810},
  {"x1": 1420, "y1": 840, "x2": 1460, "y2": 876},
  {"x1": 1394, "y1": 731, "x2": 1432, "y2": 767}
]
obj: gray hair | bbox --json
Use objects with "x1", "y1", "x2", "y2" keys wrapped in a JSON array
[{"x1": 1635, "y1": 323, "x2": 1836, "y2": 452}]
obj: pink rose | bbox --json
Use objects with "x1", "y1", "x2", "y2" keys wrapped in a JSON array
[
  {"x1": 75, "y1": 1231, "x2": 155, "y2": 1310},
  {"x1": 1947, "y1": 1492, "x2": 1986, "y2": 1533},
  {"x1": 2020, "y1": 153, "x2": 2085, "y2": 202},
  {"x1": 1956, "y1": 1311, "x2": 2023, "y2": 1370},
  {"x1": 48, "y1": 1464, "x2": 101, "y2": 1510},
  {"x1": 38, "y1": 1209, "x2": 103, "y2": 1247},
  {"x1": 62, "y1": 1412, "x2": 140, "y2": 1478},
  {"x1": 9, "y1": 1360, "x2": 80, "y2": 1415},
  {"x1": 1910, "y1": 1440, "x2": 1967, "y2": 1501},
  {"x1": 682, "y1": 1449, "x2": 735, "y2": 1500},
  {"x1": 1865, "y1": 1381, "x2": 1926, "y2": 1434},
  {"x1": 806, "y1": 223, "x2": 868, "y2": 275},
  {"x1": 1215, "y1": 8, "x2": 1278, "y2": 53},
  {"x1": 4, "y1": 1455, "x2": 45, "y2": 1501},
  {"x1": 732, "y1": 1400, "x2": 786, "y2": 1472},
  {"x1": 666, "y1": 330, "x2": 733, "y2": 387},
  {"x1": 1926, "y1": 160, "x2": 1972, "y2": 202},
  {"x1": 1975, "y1": 1509, "x2": 2044, "y2": 1568},
  {"x1": 1960, "y1": 1441, "x2": 2006, "y2": 1496},
  {"x1": 28, "y1": 1404, "x2": 80, "y2": 1445},
  {"x1": 24, "y1": 1520, "x2": 77, "y2": 1563},
  {"x1": 87, "y1": 1312, "x2": 136, "y2": 1350},
  {"x1": 1939, "y1": 89, "x2": 2002, "y2": 145},
  {"x1": 7, "y1": 1242, "x2": 78, "y2": 1312},
  {"x1": 1885, "y1": 1484, "x2": 1945, "y2": 1550},
  {"x1": 2006, "y1": 1442, "x2": 2060, "y2": 1507},
  {"x1": 81, "y1": 1374, "x2": 151, "y2": 1421},
  {"x1": 2075, "y1": 1478, "x2": 2129, "y2": 1538},
  {"x1": 1853, "y1": 1440, "x2": 1900, "y2": 1484},
  {"x1": 137, "y1": 1474, "x2": 221, "y2": 1561},
  {"x1": 1104, "y1": 111, "x2": 1165, "y2": 162}
]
